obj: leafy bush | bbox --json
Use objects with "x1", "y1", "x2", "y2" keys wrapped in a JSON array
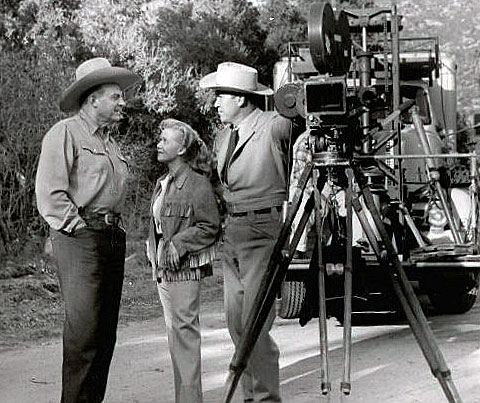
[
  {"x1": 2, "y1": 0, "x2": 476, "y2": 262},
  {"x1": 0, "y1": 49, "x2": 71, "y2": 254},
  {"x1": 0, "y1": 0, "x2": 277, "y2": 258}
]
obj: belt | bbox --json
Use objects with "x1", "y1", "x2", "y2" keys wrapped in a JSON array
[
  {"x1": 82, "y1": 212, "x2": 123, "y2": 230},
  {"x1": 228, "y1": 206, "x2": 282, "y2": 217}
]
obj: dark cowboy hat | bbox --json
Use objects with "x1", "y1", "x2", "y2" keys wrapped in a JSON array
[
  {"x1": 199, "y1": 62, "x2": 273, "y2": 96},
  {"x1": 59, "y1": 57, "x2": 141, "y2": 113}
]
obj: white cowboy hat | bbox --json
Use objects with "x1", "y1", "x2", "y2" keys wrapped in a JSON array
[
  {"x1": 199, "y1": 62, "x2": 273, "y2": 96},
  {"x1": 59, "y1": 57, "x2": 141, "y2": 113}
]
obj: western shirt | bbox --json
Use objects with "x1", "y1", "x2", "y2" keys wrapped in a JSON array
[{"x1": 35, "y1": 110, "x2": 129, "y2": 233}]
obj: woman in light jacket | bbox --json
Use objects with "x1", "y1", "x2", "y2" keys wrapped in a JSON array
[{"x1": 146, "y1": 119, "x2": 220, "y2": 403}]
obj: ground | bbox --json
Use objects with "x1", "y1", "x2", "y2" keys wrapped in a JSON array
[
  {"x1": 0, "y1": 240, "x2": 223, "y2": 349},
  {"x1": 1, "y1": 292, "x2": 479, "y2": 403},
  {"x1": 1, "y1": 242, "x2": 479, "y2": 403}
]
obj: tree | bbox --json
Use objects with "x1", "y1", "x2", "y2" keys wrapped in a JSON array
[
  {"x1": 149, "y1": 1, "x2": 267, "y2": 77},
  {"x1": 145, "y1": 0, "x2": 277, "y2": 134},
  {"x1": 259, "y1": 0, "x2": 308, "y2": 57}
]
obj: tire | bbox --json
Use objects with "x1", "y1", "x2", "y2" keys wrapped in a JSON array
[
  {"x1": 427, "y1": 273, "x2": 480, "y2": 314},
  {"x1": 276, "y1": 281, "x2": 306, "y2": 319}
]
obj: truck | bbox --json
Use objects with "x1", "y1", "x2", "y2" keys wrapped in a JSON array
[{"x1": 273, "y1": 4, "x2": 480, "y2": 322}]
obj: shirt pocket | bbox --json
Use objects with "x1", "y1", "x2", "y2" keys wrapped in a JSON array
[
  {"x1": 116, "y1": 154, "x2": 130, "y2": 180},
  {"x1": 110, "y1": 144, "x2": 130, "y2": 175},
  {"x1": 78, "y1": 143, "x2": 110, "y2": 176}
]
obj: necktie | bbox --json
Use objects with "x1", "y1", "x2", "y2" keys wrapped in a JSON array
[{"x1": 222, "y1": 128, "x2": 239, "y2": 184}]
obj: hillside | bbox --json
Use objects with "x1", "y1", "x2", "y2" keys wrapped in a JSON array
[{"x1": 387, "y1": 0, "x2": 480, "y2": 120}]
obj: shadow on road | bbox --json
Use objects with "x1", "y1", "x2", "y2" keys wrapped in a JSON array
[{"x1": 204, "y1": 302, "x2": 480, "y2": 403}]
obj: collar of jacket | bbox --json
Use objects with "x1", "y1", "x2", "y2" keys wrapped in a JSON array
[
  {"x1": 222, "y1": 108, "x2": 262, "y2": 168},
  {"x1": 236, "y1": 108, "x2": 262, "y2": 140},
  {"x1": 167, "y1": 164, "x2": 190, "y2": 190}
]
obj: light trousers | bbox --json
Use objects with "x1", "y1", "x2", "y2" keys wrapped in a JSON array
[
  {"x1": 222, "y1": 210, "x2": 282, "y2": 402},
  {"x1": 158, "y1": 280, "x2": 203, "y2": 403}
]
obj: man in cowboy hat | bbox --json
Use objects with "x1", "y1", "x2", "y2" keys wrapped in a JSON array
[
  {"x1": 35, "y1": 57, "x2": 140, "y2": 402},
  {"x1": 200, "y1": 62, "x2": 293, "y2": 402}
]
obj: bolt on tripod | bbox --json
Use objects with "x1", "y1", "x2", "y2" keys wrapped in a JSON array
[{"x1": 220, "y1": 109, "x2": 465, "y2": 403}]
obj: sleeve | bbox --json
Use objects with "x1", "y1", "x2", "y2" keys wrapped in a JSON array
[
  {"x1": 171, "y1": 178, "x2": 221, "y2": 258},
  {"x1": 211, "y1": 131, "x2": 227, "y2": 215},
  {"x1": 35, "y1": 122, "x2": 86, "y2": 232},
  {"x1": 272, "y1": 113, "x2": 293, "y2": 149},
  {"x1": 267, "y1": 113, "x2": 294, "y2": 183}
]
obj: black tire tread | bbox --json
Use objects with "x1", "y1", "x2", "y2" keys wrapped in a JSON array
[{"x1": 276, "y1": 281, "x2": 306, "y2": 319}]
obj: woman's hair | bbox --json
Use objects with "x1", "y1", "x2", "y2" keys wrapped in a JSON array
[{"x1": 158, "y1": 118, "x2": 213, "y2": 177}]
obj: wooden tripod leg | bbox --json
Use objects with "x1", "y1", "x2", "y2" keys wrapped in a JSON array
[
  {"x1": 351, "y1": 164, "x2": 463, "y2": 403},
  {"x1": 341, "y1": 168, "x2": 354, "y2": 395},
  {"x1": 312, "y1": 169, "x2": 331, "y2": 396}
]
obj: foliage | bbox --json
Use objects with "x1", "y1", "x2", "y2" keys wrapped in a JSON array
[
  {"x1": 148, "y1": 0, "x2": 271, "y2": 83},
  {"x1": 0, "y1": 0, "x2": 278, "y2": 257},
  {"x1": 0, "y1": 0, "x2": 41, "y2": 51},
  {"x1": 296, "y1": 0, "x2": 375, "y2": 20},
  {"x1": 0, "y1": 49, "x2": 70, "y2": 254},
  {"x1": 1, "y1": 0, "x2": 479, "y2": 262},
  {"x1": 0, "y1": 0, "x2": 89, "y2": 256},
  {"x1": 140, "y1": 0, "x2": 280, "y2": 142},
  {"x1": 259, "y1": 0, "x2": 308, "y2": 57},
  {"x1": 0, "y1": 0, "x2": 86, "y2": 62},
  {"x1": 399, "y1": 0, "x2": 480, "y2": 119}
]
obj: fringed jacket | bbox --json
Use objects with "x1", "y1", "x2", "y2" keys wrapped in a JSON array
[{"x1": 146, "y1": 165, "x2": 220, "y2": 282}]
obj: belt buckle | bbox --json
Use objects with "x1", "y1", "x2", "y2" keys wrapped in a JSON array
[
  {"x1": 231, "y1": 211, "x2": 247, "y2": 217},
  {"x1": 104, "y1": 214, "x2": 114, "y2": 226}
]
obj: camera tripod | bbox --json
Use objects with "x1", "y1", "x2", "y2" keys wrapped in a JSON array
[{"x1": 221, "y1": 132, "x2": 463, "y2": 403}]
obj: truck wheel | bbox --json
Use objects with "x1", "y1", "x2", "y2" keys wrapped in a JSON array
[
  {"x1": 427, "y1": 274, "x2": 479, "y2": 314},
  {"x1": 276, "y1": 281, "x2": 306, "y2": 319}
]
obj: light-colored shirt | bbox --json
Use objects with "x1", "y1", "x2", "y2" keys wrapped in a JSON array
[
  {"x1": 152, "y1": 174, "x2": 173, "y2": 234},
  {"x1": 35, "y1": 110, "x2": 129, "y2": 233}
]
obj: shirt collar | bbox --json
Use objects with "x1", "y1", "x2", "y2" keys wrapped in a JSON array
[{"x1": 78, "y1": 110, "x2": 109, "y2": 139}]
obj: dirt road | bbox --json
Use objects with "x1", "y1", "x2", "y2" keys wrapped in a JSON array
[{"x1": 1, "y1": 299, "x2": 479, "y2": 403}]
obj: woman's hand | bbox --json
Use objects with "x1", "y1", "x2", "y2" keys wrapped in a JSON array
[{"x1": 167, "y1": 241, "x2": 180, "y2": 270}]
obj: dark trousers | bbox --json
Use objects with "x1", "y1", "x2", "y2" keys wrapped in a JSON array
[{"x1": 51, "y1": 227, "x2": 125, "y2": 403}]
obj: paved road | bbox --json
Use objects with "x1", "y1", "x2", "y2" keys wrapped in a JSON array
[{"x1": 1, "y1": 300, "x2": 479, "y2": 403}]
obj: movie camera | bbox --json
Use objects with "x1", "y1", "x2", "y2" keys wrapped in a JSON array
[{"x1": 274, "y1": 1, "x2": 398, "y2": 164}]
